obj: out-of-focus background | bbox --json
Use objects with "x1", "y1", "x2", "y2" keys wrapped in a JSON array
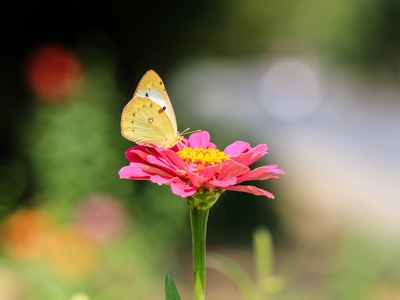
[{"x1": 1, "y1": 1, "x2": 400, "y2": 299}]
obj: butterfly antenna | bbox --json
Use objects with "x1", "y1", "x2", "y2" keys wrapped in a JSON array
[{"x1": 180, "y1": 128, "x2": 202, "y2": 136}]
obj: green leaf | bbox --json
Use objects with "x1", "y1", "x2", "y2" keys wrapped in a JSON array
[
  {"x1": 165, "y1": 272, "x2": 182, "y2": 300},
  {"x1": 254, "y1": 227, "x2": 273, "y2": 284}
]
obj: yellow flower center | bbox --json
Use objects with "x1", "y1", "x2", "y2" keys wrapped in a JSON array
[{"x1": 177, "y1": 147, "x2": 229, "y2": 169}]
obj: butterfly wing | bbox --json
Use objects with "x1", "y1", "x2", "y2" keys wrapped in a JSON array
[
  {"x1": 133, "y1": 70, "x2": 177, "y2": 133},
  {"x1": 121, "y1": 97, "x2": 180, "y2": 148}
]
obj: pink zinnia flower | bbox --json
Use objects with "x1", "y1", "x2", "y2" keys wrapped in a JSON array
[{"x1": 119, "y1": 131, "x2": 284, "y2": 199}]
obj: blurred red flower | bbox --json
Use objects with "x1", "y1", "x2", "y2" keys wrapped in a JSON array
[{"x1": 25, "y1": 44, "x2": 83, "y2": 102}]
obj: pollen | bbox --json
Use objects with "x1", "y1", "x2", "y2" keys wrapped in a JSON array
[{"x1": 177, "y1": 147, "x2": 229, "y2": 168}]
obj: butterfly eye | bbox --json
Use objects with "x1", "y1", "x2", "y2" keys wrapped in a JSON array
[
  {"x1": 162, "y1": 106, "x2": 166, "y2": 110},
  {"x1": 145, "y1": 92, "x2": 149, "y2": 97}
]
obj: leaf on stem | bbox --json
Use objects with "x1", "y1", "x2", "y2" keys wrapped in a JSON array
[{"x1": 165, "y1": 272, "x2": 182, "y2": 300}]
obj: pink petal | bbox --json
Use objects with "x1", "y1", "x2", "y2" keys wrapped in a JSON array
[
  {"x1": 235, "y1": 152, "x2": 265, "y2": 166},
  {"x1": 224, "y1": 141, "x2": 251, "y2": 156},
  {"x1": 157, "y1": 149, "x2": 187, "y2": 170},
  {"x1": 135, "y1": 162, "x2": 177, "y2": 177},
  {"x1": 128, "y1": 150, "x2": 183, "y2": 178},
  {"x1": 224, "y1": 143, "x2": 268, "y2": 166},
  {"x1": 198, "y1": 164, "x2": 221, "y2": 179},
  {"x1": 170, "y1": 180, "x2": 197, "y2": 197},
  {"x1": 125, "y1": 146, "x2": 158, "y2": 162},
  {"x1": 150, "y1": 175, "x2": 197, "y2": 198},
  {"x1": 208, "y1": 142, "x2": 217, "y2": 149},
  {"x1": 118, "y1": 165, "x2": 150, "y2": 179},
  {"x1": 236, "y1": 165, "x2": 284, "y2": 183},
  {"x1": 125, "y1": 149, "x2": 147, "y2": 163},
  {"x1": 187, "y1": 171, "x2": 208, "y2": 188},
  {"x1": 251, "y1": 143, "x2": 268, "y2": 153},
  {"x1": 146, "y1": 155, "x2": 181, "y2": 175},
  {"x1": 217, "y1": 160, "x2": 249, "y2": 180},
  {"x1": 188, "y1": 131, "x2": 211, "y2": 148},
  {"x1": 207, "y1": 177, "x2": 237, "y2": 188},
  {"x1": 120, "y1": 157, "x2": 179, "y2": 180},
  {"x1": 224, "y1": 185, "x2": 275, "y2": 198},
  {"x1": 149, "y1": 174, "x2": 174, "y2": 185},
  {"x1": 232, "y1": 150, "x2": 268, "y2": 166}
]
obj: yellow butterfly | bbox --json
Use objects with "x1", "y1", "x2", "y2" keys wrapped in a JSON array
[{"x1": 121, "y1": 70, "x2": 182, "y2": 148}]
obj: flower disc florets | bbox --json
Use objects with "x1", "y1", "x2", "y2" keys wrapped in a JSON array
[{"x1": 177, "y1": 147, "x2": 229, "y2": 170}]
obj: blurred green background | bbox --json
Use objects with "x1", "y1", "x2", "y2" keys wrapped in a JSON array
[{"x1": 1, "y1": 0, "x2": 400, "y2": 299}]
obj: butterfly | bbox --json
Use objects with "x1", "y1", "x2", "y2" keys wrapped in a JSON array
[{"x1": 121, "y1": 70, "x2": 182, "y2": 148}]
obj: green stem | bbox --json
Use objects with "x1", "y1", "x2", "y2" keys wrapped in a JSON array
[
  {"x1": 187, "y1": 191, "x2": 222, "y2": 300},
  {"x1": 190, "y1": 206, "x2": 209, "y2": 300}
]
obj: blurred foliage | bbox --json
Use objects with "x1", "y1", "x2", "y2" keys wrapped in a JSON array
[
  {"x1": 329, "y1": 233, "x2": 400, "y2": 300},
  {"x1": 208, "y1": 227, "x2": 286, "y2": 300},
  {"x1": 0, "y1": 45, "x2": 190, "y2": 299},
  {"x1": 201, "y1": 0, "x2": 400, "y2": 66},
  {"x1": 21, "y1": 48, "x2": 126, "y2": 207}
]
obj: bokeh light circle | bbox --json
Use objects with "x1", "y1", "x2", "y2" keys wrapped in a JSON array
[{"x1": 259, "y1": 58, "x2": 321, "y2": 122}]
